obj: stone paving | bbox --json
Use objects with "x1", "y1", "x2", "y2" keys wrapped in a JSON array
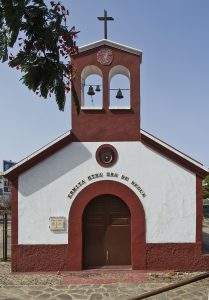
[
  {"x1": 0, "y1": 279, "x2": 209, "y2": 299},
  {"x1": 0, "y1": 261, "x2": 209, "y2": 300},
  {"x1": 0, "y1": 283, "x2": 164, "y2": 300}
]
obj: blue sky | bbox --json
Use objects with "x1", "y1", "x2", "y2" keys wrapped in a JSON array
[{"x1": 0, "y1": 0, "x2": 209, "y2": 170}]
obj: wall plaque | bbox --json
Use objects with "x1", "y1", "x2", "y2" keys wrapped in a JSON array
[{"x1": 49, "y1": 217, "x2": 66, "y2": 232}]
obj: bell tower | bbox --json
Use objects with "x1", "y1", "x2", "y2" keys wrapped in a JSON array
[{"x1": 71, "y1": 12, "x2": 142, "y2": 141}]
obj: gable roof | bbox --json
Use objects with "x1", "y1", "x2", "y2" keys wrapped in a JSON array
[
  {"x1": 141, "y1": 130, "x2": 207, "y2": 177},
  {"x1": 4, "y1": 130, "x2": 208, "y2": 180},
  {"x1": 78, "y1": 39, "x2": 142, "y2": 57},
  {"x1": 4, "y1": 131, "x2": 75, "y2": 180}
]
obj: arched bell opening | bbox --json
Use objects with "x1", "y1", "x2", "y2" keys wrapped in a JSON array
[
  {"x1": 109, "y1": 65, "x2": 131, "y2": 109},
  {"x1": 81, "y1": 65, "x2": 103, "y2": 109}
]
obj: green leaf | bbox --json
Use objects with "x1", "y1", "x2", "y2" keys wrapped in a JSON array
[
  {"x1": 21, "y1": 65, "x2": 44, "y2": 91},
  {"x1": 0, "y1": 30, "x2": 8, "y2": 62},
  {"x1": 1, "y1": 0, "x2": 15, "y2": 28},
  {"x1": 2, "y1": 45, "x2": 8, "y2": 61},
  {"x1": 0, "y1": 31, "x2": 5, "y2": 59},
  {"x1": 71, "y1": 81, "x2": 80, "y2": 114},
  {"x1": 0, "y1": 6, "x2": 4, "y2": 27},
  {"x1": 55, "y1": 78, "x2": 65, "y2": 111},
  {"x1": 9, "y1": 0, "x2": 25, "y2": 47}
]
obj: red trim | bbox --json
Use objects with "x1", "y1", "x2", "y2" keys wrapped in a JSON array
[
  {"x1": 196, "y1": 176, "x2": 203, "y2": 244},
  {"x1": 68, "y1": 180, "x2": 146, "y2": 271},
  {"x1": 11, "y1": 179, "x2": 18, "y2": 245},
  {"x1": 11, "y1": 179, "x2": 18, "y2": 272},
  {"x1": 141, "y1": 133, "x2": 208, "y2": 178},
  {"x1": 142, "y1": 129, "x2": 203, "y2": 165}
]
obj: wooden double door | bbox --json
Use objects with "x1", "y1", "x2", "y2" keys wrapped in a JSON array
[{"x1": 83, "y1": 194, "x2": 131, "y2": 268}]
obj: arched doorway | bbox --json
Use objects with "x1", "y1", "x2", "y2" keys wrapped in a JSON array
[
  {"x1": 83, "y1": 194, "x2": 131, "y2": 268},
  {"x1": 68, "y1": 180, "x2": 145, "y2": 271}
]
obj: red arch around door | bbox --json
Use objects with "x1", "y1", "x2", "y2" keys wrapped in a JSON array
[{"x1": 68, "y1": 180, "x2": 146, "y2": 270}]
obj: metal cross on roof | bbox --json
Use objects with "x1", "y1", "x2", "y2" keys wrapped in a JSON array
[{"x1": 97, "y1": 10, "x2": 114, "y2": 39}]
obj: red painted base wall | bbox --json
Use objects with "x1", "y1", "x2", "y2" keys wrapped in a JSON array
[
  {"x1": 11, "y1": 245, "x2": 69, "y2": 272},
  {"x1": 146, "y1": 243, "x2": 209, "y2": 271},
  {"x1": 11, "y1": 243, "x2": 209, "y2": 272}
]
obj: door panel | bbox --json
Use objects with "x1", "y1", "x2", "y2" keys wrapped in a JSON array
[
  {"x1": 106, "y1": 225, "x2": 131, "y2": 265},
  {"x1": 84, "y1": 225, "x2": 106, "y2": 267},
  {"x1": 83, "y1": 194, "x2": 131, "y2": 268}
]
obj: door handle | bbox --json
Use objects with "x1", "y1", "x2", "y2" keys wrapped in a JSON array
[{"x1": 106, "y1": 249, "x2": 109, "y2": 263}]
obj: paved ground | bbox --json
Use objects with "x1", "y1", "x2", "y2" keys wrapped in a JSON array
[
  {"x1": 0, "y1": 262, "x2": 208, "y2": 299},
  {"x1": 0, "y1": 277, "x2": 209, "y2": 299}
]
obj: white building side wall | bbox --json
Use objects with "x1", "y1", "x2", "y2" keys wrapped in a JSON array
[{"x1": 18, "y1": 141, "x2": 196, "y2": 244}]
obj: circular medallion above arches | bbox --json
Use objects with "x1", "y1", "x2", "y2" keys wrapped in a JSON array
[{"x1": 96, "y1": 144, "x2": 118, "y2": 167}]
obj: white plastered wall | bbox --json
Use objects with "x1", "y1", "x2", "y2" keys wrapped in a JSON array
[{"x1": 18, "y1": 141, "x2": 196, "y2": 244}]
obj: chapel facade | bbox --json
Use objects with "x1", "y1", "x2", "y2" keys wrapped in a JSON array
[{"x1": 4, "y1": 38, "x2": 209, "y2": 272}]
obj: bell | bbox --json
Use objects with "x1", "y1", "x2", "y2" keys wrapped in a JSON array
[
  {"x1": 116, "y1": 88, "x2": 124, "y2": 99},
  {"x1": 87, "y1": 85, "x2": 95, "y2": 96},
  {"x1": 95, "y1": 85, "x2": 101, "y2": 92}
]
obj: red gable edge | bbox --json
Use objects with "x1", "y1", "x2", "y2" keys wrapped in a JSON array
[
  {"x1": 141, "y1": 133, "x2": 208, "y2": 178},
  {"x1": 4, "y1": 131, "x2": 208, "y2": 181},
  {"x1": 4, "y1": 132, "x2": 75, "y2": 181}
]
